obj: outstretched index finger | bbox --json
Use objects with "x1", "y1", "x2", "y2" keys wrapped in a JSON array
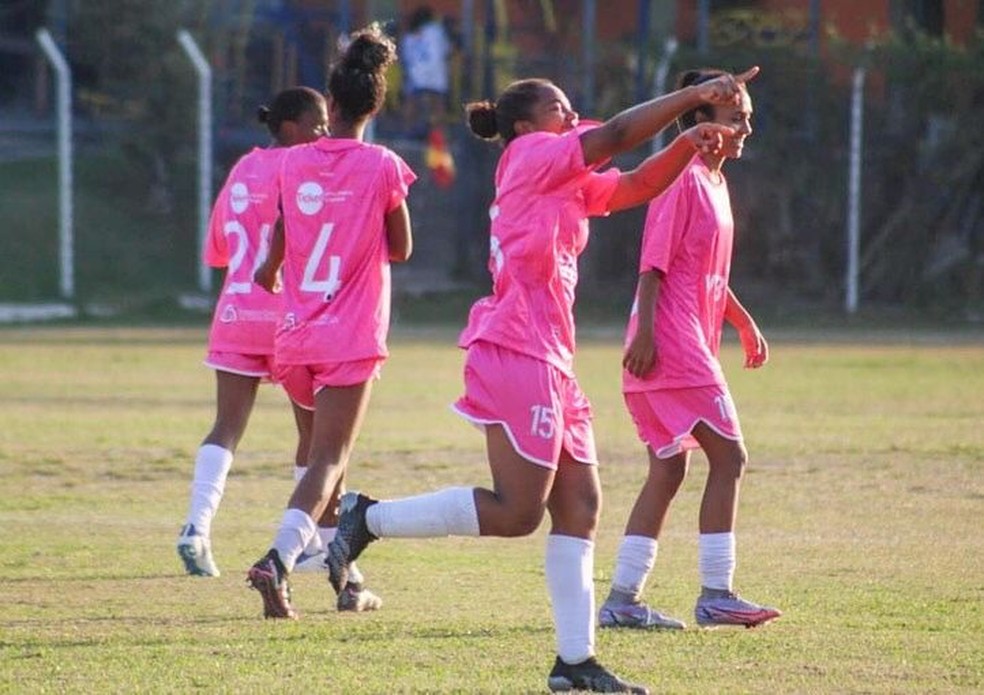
[{"x1": 735, "y1": 66, "x2": 760, "y2": 84}]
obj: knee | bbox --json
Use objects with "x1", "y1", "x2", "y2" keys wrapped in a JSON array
[
  {"x1": 551, "y1": 487, "x2": 601, "y2": 537},
  {"x1": 659, "y1": 460, "x2": 688, "y2": 489},
  {"x1": 581, "y1": 487, "x2": 602, "y2": 527},
  {"x1": 706, "y1": 444, "x2": 747, "y2": 482},
  {"x1": 504, "y1": 504, "x2": 547, "y2": 537}
]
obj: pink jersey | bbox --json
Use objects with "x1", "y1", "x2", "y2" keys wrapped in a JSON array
[
  {"x1": 623, "y1": 155, "x2": 734, "y2": 393},
  {"x1": 205, "y1": 147, "x2": 286, "y2": 355},
  {"x1": 458, "y1": 126, "x2": 620, "y2": 376},
  {"x1": 275, "y1": 138, "x2": 416, "y2": 364}
]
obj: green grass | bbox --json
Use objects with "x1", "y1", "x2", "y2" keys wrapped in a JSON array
[{"x1": 0, "y1": 325, "x2": 982, "y2": 693}]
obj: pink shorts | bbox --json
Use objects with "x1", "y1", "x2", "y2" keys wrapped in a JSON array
[
  {"x1": 451, "y1": 341, "x2": 597, "y2": 469},
  {"x1": 205, "y1": 350, "x2": 276, "y2": 381},
  {"x1": 277, "y1": 359, "x2": 383, "y2": 411},
  {"x1": 624, "y1": 384, "x2": 743, "y2": 460}
]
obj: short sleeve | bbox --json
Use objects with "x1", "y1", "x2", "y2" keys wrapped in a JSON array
[
  {"x1": 204, "y1": 203, "x2": 229, "y2": 268},
  {"x1": 203, "y1": 183, "x2": 231, "y2": 267},
  {"x1": 508, "y1": 129, "x2": 592, "y2": 195},
  {"x1": 639, "y1": 175, "x2": 690, "y2": 274},
  {"x1": 582, "y1": 167, "x2": 621, "y2": 217},
  {"x1": 384, "y1": 150, "x2": 418, "y2": 212}
]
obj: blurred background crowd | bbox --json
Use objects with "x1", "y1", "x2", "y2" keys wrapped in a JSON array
[{"x1": 1, "y1": 1, "x2": 982, "y2": 322}]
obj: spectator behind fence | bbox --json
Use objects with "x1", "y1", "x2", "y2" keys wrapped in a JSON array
[{"x1": 400, "y1": 5, "x2": 450, "y2": 138}]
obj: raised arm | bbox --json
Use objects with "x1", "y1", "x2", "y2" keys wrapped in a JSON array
[
  {"x1": 580, "y1": 66, "x2": 759, "y2": 166},
  {"x1": 607, "y1": 123, "x2": 734, "y2": 213}
]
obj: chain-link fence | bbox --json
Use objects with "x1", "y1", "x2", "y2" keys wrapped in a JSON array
[{"x1": 2, "y1": 3, "x2": 982, "y2": 320}]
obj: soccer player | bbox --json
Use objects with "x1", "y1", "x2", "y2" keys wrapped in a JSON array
[
  {"x1": 245, "y1": 24, "x2": 415, "y2": 619},
  {"x1": 177, "y1": 87, "x2": 328, "y2": 578},
  {"x1": 598, "y1": 69, "x2": 781, "y2": 631},
  {"x1": 326, "y1": 68, "x2": 758, "y2": 692}
]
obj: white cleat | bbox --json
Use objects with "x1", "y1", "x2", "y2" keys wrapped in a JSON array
[{"x1": 176, "y1": 524, "x2": 220, "y2": 577}]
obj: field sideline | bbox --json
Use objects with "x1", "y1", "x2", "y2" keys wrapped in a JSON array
[{"x1": 1, "y1": 325, "x2": 982, "y2": 694}]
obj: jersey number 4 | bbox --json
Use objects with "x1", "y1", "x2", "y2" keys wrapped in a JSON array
[{"x1": 301, "y1": 223, "x2": 343, "y2": 302}]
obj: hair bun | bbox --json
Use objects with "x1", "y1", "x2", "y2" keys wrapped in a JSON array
[
  {"x1": 342, "y1": 24, "x2": 395, "y2": 73},
  {"x1": 256, "y1": 105, "x2": 271, "y2": 124},
  {"x1": 465, "y1": 100, "x2": 499, "y2": 141}
]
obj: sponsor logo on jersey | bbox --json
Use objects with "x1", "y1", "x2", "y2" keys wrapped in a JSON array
[
  {"x1": 297, "y1": 182, "x2": 325, "y2": 215},
  {"x1": 229, "y1": 182, "x2": 250, "y2": 214}
]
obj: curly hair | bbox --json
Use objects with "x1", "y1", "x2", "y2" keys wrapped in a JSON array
[{"x1": 327, "y1": 23, "x2": 397, "y2": 125}]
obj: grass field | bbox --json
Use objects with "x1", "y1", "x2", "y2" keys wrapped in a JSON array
[{"x1": 1, "y1": 324, "x2": 982, "y2": 694}]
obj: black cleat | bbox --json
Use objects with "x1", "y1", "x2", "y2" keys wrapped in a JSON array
[
  {"x1": 547, "y1": 656, "x2": 649, "y2": 694},
  {"x1": 246, "y1": 549, "x2": 296, "y2": 619},
  {"x1": 325, "y1": 492, "x2": 378, "y2": 594}
]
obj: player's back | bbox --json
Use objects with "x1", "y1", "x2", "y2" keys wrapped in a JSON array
[
  {"x1": 206, "y1": 147, "x2": 288, "y2": 354},
  {"x1": 276, "y1": 138, "x2": 411, "y2": 363}
]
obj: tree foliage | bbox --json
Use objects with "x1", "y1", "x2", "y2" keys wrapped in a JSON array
[{"x1": 69, "y1": 1, "x2": 211, "y2": 213}]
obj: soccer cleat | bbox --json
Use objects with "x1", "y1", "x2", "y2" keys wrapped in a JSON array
[
  {"x1": 598, "y1": 600, "x2": 686, "y2": 630},
  {"x1": 336, "y1": 582, "x2": 383, "y2": 612},
  {"x1": 246, "y1": 549, "x2": 297, "y2": 619},
  {"x1": 694, "y1": 589, "x2": 781, "y2": 628},
  {"x1": 176, "y1": 523, "x2": 220, "y2": 577},
  {"x1": 547, "y1": 656, "x2": 649, "y2": 694},
  {"x1": 325, "y1": 492, "x2": 378, "y2": 594},
  {"x1": 293, "y1": 549, "x2": 328, "y2": 573}
]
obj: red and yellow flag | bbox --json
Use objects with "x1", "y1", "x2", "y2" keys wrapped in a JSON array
[{"x1": 425, "y1": 126, "x2": 455, "y2": 188}]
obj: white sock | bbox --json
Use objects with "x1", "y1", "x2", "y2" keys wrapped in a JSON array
[
  {"x1": 698, "y1": 532, "x2": 736, "y2": 591},
  {"x1": 366, "y1": 487, "x2": 479, "y2": 538},
  {"x1": 611, "y1": 535, "x2": 658, "y2": 600},
  {"x1": 546, "y1": 534, "x2": 595, "y2": 664},
  {"x1": 185, "y1": 444, "x2": 233, "y2": 537},
  {"x1": 348, "y1": 561, "x2": 364, "y2": 585},
  {"x1": 272, "y1": 508, "x2": 318, "y2": 573},
  {"x1": 291, "y1": 466, "x2": 325, "y2": 554}
]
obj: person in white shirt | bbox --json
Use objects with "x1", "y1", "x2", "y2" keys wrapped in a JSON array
[{"x1": 400, "y1": 6, "x2": 450, "y2": 137}]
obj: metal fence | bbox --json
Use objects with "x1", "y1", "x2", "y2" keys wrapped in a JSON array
[{"x1": 2, "y1": 5, "x2": 983, "y2": 321}]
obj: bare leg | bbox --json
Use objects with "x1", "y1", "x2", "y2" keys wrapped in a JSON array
[
  {"x1": 288, "y1": 401, "x2": 342, "y2": 528},
  {"x1": 288, "y1": 381, "x2": 374, "y2": 521},
  {"x1": 290, "y1": 401, "x2": 313, "y2": 467},
  {"x1": 203, "y1": 371, "x2": 260, "y2": 450},
  {"x1": 621, "y1": 449, "x2": 689, "y2": 538},
  {"x1": 691, "y1": 422, "x2": 746, "y2": 534},
  {"x1": 474, "y1": 424, "x2": 554, "y2": 537},
  {"x1": 546, "y1": 450, "x2": 601, "y2": 540}
]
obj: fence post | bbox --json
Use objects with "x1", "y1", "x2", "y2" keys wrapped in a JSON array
[
  {"x1": 36, "y1": 28, "x2": 74, "y2": 301},
  {"x1": 845, "y1": 65, "x2": 866, "y2": 314},
  {"x1": 581, "y1": 0, "x2": 596, "y2": 115},
  {"x1": 177, "y1": 29, "x2": 213, "y2": 295},
  {"x1": 651, "y1": 37, "x2": 679, "y2": 153},
  {"x1": 697, "y1": 0, "x2": 710, "y2": 55}
]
